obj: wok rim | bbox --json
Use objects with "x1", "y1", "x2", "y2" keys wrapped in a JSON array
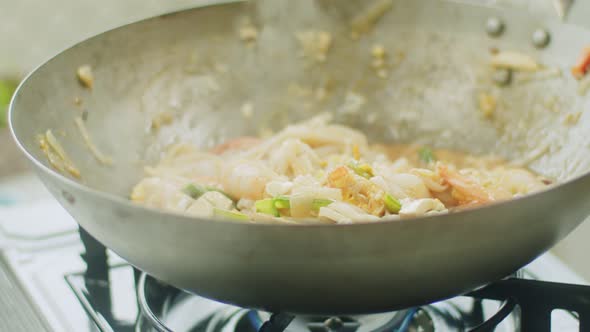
[{"x1": 8, "y1": 1, "x2": 590, "y2": 228}]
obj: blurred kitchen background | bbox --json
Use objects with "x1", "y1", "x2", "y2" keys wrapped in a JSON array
[
  {"x1": 0, "y1": 0, "x2": 589, "y2": 278},
  {"x1": 0, "y1": 1, "x2": 204, "y2": 177}
]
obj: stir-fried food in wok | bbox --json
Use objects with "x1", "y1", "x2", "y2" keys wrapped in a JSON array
[{"x1": 131, "y1": 115, "x2": 551, "y2": 224}]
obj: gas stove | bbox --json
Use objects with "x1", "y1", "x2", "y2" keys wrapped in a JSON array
[{"x1": 0, "y1": 175, "x2": 586, "y2": 332}]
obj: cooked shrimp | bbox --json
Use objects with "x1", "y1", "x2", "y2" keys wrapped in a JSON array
[
  {"x1": 493, "y1": 168, "x2": 548, "y2": 195},
  {"x1": 154, "y1": 145, "x2": 223, "y2": 178},
  {"x1": 436, "y1": 163, "x2": 493, "y2": 205},
  {"x1": 410, "y1": 168, "x2": 448, "y2": 192},
  {"x1": 130, "y1": 116, "x2": 550, "y2": 223},
  {"x1": 146, "y1": 161, "x2": 221, "y2": 181},
  {"x1": 210, "y1": 136, "x2": 261, "y2": 154},
  {"x1": 220, "y1": 160, "x2": 278, "y2": 200}
]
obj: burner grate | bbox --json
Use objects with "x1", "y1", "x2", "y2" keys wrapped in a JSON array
[
  {"x1": 467, "y1": 278, "x2": 590, "y2": 332},
  {"x1": 136, "y1": 271, "x2": 512, "y2": 332},
  {"x1": 76, "y1": 226, "x2": 586, "y2": 332},
  {"x1": 259, "y1": 313, "x2": 296, "y2": 332}
]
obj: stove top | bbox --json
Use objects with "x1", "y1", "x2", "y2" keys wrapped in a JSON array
[{"x1": 0, "y1": 175, "x2": 586, "y2": 332}]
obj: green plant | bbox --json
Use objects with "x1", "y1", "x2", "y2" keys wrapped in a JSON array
[{"x1": 0, "y1": 80, "x2": 18, "y2": 128}]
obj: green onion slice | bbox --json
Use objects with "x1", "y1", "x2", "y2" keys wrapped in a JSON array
[
  {"x1": 384, "y1": 193, "x2": 402, "y2": 213},
  {"x1": 418, "y1": 147, "x2": 436, "y2": 164},
  {"x1": 213, "y1": 207, "x2": 249, "y2": 221},
  {"x1": 183, "y1": 183, "x2": 233, "y2": 201},
  {"x1": 255, "y1": 198, "x2": 280, "y2": 217},
  {"x1": 347, "y1": 160, "x2": 374, "y2": 179},
  {"x1": 312, "y1": 198, "x2": 333, "y2": 211},
  {"x1": 273, "y1": 196, "x2": 291, "y2": 209}
]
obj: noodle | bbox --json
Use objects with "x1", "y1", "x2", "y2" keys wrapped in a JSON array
[
  {"x1": 131, "y1": 116, "x2": 551, "y2": 224},
  {"x1": 74, "y1": 117, "x2": 113, "y2": 166}
]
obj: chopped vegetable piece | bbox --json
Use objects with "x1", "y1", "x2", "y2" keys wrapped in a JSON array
[
  {"x1": 255, "y1": 197, "x2": 334, "y2": 215},
  {"x1": 399, "y1": 198, "x2": 446, "y2": 217},
  {"x1": 239, "y1": 25, "x2": 258, "y2": 43},
  {"x1": 183, "y1": 184, "x2": 208, "y2": 199},
  {"x1": 490, "y1": 51, "x2": 540, "y2": 72},
  {"x1": 213, "y1": 208, "x2": 249, "y2": 221},
  {"x1": 418, "y1": 147, "x2": 436, "y2": 164},
  {"x1": 371, "y1": 44, "x2": 386, "y2": 58},
  {"x1": 241, "y1": 102, "x2": 254, "y2": 118},
  {"x1": 274, "y1": 196, "x2": 291, "y2": 209},
  {"x1": 183, "y1": 184, "x2": 233, "y2": 201},
  {"x1": 130, "y1": 114, "x2": 551, "y2": 223},
  {"x1": 384, "y1": 194, "x2": 401, "y2": 213},
  {"x1": 76, "y1": 65, "x2": 94, "y2": 89},
  {"x1": 255, "y1": 199, "x2": 279, "y2": 217},
  {"x1": 312, "y1": 198, "x2": 333, "y2": 211},
  {"x1": 572, "y1": 47, "x2": 590, "y2": 79},
  {"x1": 347, "y1": 160, "x2": 374, "y2": 179},
  {"x1": 563, "y1": 112, "x2": 582, "y2": 126},
  {"x1": 351, "y1": 0, "x2": 393, "y2": 37},
  {"x1": 352, "y1": 144, "x2": 361, "y2": 160},
  {"x1": 151, "y1": 111, "x2": 174, "y2": 130},
  {"x1": 371, "y1": 44, "x2": 390, "y2": 78},
  {"x1": 478, "y1": 92, "x2": 497, "y2": 118},
  {"x1": 578, "y1": 75, "x2": 590, "y2": 96},
  {"x1": 296, "y1": 30, "x2": 333, "y2": 63}
]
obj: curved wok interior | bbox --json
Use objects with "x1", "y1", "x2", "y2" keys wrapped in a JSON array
[
  {"x1": 11, "y1": 0, "x2": 590, "y2": 197},
  {"x1": 9, "y1": 0, "x2": 590, "y2": 314}
]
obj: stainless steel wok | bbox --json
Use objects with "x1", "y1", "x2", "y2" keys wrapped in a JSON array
[{"x1": 9, "y1": 0, "x2": 590, "y2": 315}]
